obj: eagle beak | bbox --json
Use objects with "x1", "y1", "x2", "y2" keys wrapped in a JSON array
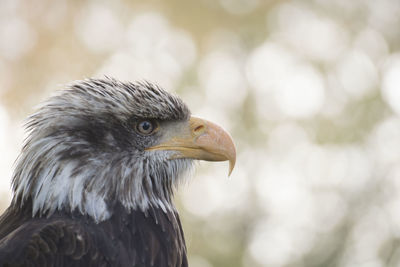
[{"x1": 146, "y1": 116, "x2": 236, "y2": 175}]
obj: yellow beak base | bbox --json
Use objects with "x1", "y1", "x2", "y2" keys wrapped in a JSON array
[{"x1": 146, "y1": 117, "x2": 236, "y2": 175}]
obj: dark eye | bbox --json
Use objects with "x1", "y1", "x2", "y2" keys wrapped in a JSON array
[{"x1": 136, "y1": 120, "x2": 157, "y2": 135}]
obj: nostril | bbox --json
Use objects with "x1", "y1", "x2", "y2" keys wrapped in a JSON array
[{"x1": 194, "y1": 125, "x2": 205, "y2": 133}]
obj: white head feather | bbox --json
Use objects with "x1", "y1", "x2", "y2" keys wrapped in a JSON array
[{"x1": 12, "y1": 78, "x2": 193, "y2": 222}]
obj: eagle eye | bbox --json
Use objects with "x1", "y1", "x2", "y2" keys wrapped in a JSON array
[{"x1": 136, "y1": 120, "x2": 158, "y2": 135}]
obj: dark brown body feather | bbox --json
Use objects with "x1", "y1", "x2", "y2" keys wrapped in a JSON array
[{"x1": 0, "y1": 199, "x2": 188, "y2": 267}]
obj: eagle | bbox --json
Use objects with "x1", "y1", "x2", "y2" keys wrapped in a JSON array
[{"x1": 0, "y1": 78, "x2": 235, "y2": 267}]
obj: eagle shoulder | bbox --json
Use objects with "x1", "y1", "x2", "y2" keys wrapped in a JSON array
[
  {"x1": 0, "y1": 203, "x2": 188, "y2": 267},
  {"x1": 0, "y1": 215, "x2": 109, "y2": 267}
]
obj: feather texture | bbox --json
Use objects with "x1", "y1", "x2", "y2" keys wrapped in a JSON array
[
  {"x1": 11, "y1": 77, "x2": 192, "y2": 220},
  {"x1": 0, "y1": 78, "x2": 193, "y2": 266},
  {"x1": 0, "y1": 199, "x2": 187, "y2": 267}
]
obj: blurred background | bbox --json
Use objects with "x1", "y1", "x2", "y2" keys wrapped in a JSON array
[{"x1": 1, "y1": 0, "x2": 400, "y2": 266}]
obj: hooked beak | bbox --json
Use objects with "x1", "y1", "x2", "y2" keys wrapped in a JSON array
[{"x1": 146, "y1": 116, "x2": 236, "y2": 175}]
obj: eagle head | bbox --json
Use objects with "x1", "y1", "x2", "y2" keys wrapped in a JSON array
[{"x1": 11, "y1": 78, "x2": 236, "y2": 222}]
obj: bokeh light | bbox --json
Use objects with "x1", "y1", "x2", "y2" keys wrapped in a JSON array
[{"x1": 1, "y1": 0, "x2": 400, "y2": 266}]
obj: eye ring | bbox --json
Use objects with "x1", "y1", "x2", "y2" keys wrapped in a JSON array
[{"x1": 136, "y1": 120, "x2": 158, "y2": 135}]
